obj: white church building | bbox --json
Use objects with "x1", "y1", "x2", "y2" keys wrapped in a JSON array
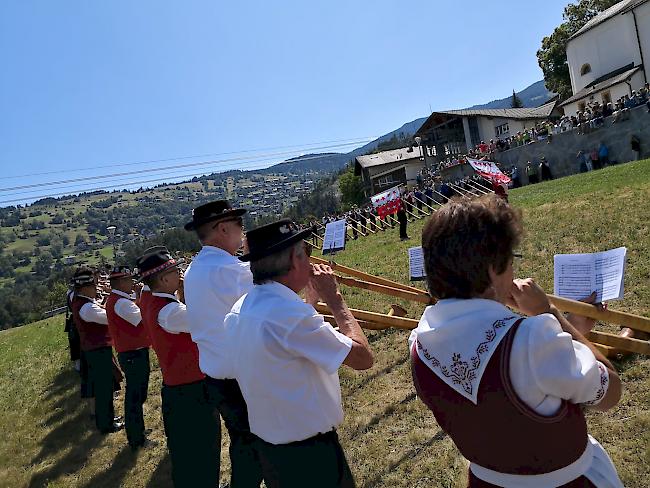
[{"x1": 560, "y1": 0, "x2": 650, "y2": 116}]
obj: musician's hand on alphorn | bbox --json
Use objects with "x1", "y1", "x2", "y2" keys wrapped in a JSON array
[
  {"x1": 566, "y1": 291, "x2": 602, "y2": 336},
  {"x1": 309, "y1": 263, "x2": 340, "y2": 305},
  {"x1": 509, "y1": 278, "x2": 551, "y2": 316}
]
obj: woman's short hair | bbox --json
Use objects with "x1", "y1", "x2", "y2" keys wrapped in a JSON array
[
  {"x1": 422, "y1": 194, "x2": 522, "y2": 299},
  {"x1": 250, "y1": 241, "x2": 303, "y2": 285}
]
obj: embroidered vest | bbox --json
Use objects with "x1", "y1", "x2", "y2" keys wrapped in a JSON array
[
  {"x1": 71, "y1": 296, "x2": 112, "y2": 351},
  {"x1": 411, "y1": 320, "x2": 589, "y2": 476},
  {"x1": 105, "y1": 293, "x2": 151, "y2": 353},
  {"x1": 141, "y1": 294, "x2": 204, "y2": 386}
]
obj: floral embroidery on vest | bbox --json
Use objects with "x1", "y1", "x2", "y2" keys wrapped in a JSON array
[{"x1": 416, "y1": 316, "x2": 516, "y2": 395}]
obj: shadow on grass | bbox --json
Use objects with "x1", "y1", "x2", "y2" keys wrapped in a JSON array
[
  {"x1": 350, "y1": 355, "x2": 409, "y2": 392},
  {"x1": 345, "y1": 392, "x2": 417, "y2": 442},
  {"x1": 147, "y1": 452, "x2": 173, "y2": 488},
  {"x1": 79, "y1": 445, "x2": 137, "y2": 488},
  {"x1": 28, "y1": 368, "x2": 106, "y2": 488},
  {"x1": 359, "y1": 430, "x2": 447, "y2": 488}
]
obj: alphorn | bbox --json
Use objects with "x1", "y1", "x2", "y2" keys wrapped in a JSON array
[
  {"x1": 318, "y1": 258, "x2": 650, "y2": 339},
  {"x1": 350, "y1": 218, "x2": 374, "y2": 235},
  {"x1": 412, "y1": 195, "x2": 437, "y2": 213},
  {"x1": 309, "y1": 256, "x2": 424, "y2": 294},
  {"x1": 467, "y1": 181, "x2": 490, "y2": 195}
]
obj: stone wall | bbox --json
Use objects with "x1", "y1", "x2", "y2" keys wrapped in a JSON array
[{"x1": 494, "y1": 105, "x2": 650, "y2": 184}]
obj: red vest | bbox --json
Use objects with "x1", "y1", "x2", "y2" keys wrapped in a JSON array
[
  {"x1": 71, "y1": 295, "x2": 113, "y2": 351},
  {"x1": 411, "y1": 320, "x2": 589, "y2": 478},
  {"x1": 141, "y1": 294, "x2": 204, "y2": 386},
  {"x1": 105, "y1": 293, "x2": 151, "y2": 353}
]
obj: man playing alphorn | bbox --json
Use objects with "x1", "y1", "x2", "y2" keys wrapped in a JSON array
[
  {"x1": 225, "y1": 219, "x2": 374, "y2": 487},
  {"x1": 137, "y1": 248, "x2": 219, "y2": 487},
  {"x1": 70, "y1": 267, "x2": 124, "y2": 434},
  {"x1": 183, "y1": 200, "x2": 263, "y2": 487},
  {"x1": 105, "y1": 265, "x2": 152, "y2": 450}
]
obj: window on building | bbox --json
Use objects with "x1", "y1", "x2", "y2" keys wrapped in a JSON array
[
  {"x1": 580, "y1": 64, "x2": 591, "y2": 76},
  {"x1": 602, "y1": 91, "x2": 612, "y2": 104},
  {"x1": 495, "y1": 123, "x2": 510, "y2": 137},
  {"x1": 578, "y1": 102, "x2": 586, "y2": 112}
]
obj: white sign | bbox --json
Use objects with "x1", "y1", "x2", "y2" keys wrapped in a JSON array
[
  {"x1": 322, "y1": 219, "x2": 347, "y2": 255},
  {"x1": 408, "y1": 246, "x2": 426, "y2": 281},
  {"x1": 554, "y1": 247, "x2": 626, "y2": 302}
]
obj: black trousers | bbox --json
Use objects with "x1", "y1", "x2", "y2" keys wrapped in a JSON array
[
  {"x1": 84, "y1": 346, "x2": 115, "y2": 432},
  {"x1": 397, "y1": 211, "x2": 408, "y2": 239},
  {"x1": 205, "y1": 377, "x2": 263, "y2": 488},
  {"x1": 161, "y1": 380, "x2": 220, "y2": 488},
  {"x1": 255, "y1": 430, "x2": 355, "y2": 488},
  {"x1": 117, "y1": 348, "x2": 150, "y2": 447},
  {"x1": 66, "y1": 321, "x2": 81, "y2": 361}
]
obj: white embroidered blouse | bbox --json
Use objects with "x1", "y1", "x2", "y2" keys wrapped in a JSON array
[{"x1": 409, "y1": 298, "x2": 622, "y2": 488}]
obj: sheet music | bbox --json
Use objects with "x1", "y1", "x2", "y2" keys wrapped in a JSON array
[
  {"x1": 322, "y1": 219, "x2": 347, "y2": 255},
  {"x1": 554, "y1": 247, "x2": 626, "y2": 302},
  {"x1": 408, "y1": 246, "x2": 426, "y2": 281}
]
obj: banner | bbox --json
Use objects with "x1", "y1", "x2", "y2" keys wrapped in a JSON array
[
  {"x1": 371, "y1": 186, "x2": 402, "y2": 219},
  {"x1": 466, "y1": 158, "x2": 511, "y2": 185}
]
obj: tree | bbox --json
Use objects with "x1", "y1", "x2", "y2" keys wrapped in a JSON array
[
  {"x1": 338, "y1": 167, "x2": 365, "y2": 208},
  {"x1": 511, "y1": 89, "x2": 524, "y2": 108},
  {"x1": 537, "y1": 0, "x2": 620, "y2": 100}
]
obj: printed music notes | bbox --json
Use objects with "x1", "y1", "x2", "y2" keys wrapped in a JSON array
[
  {"x1": 322, "y1": 219, "x2": 347, "y2": 255},
  {"x1": 408, "y1": 246, "x2": 426, "y2": 281},
  {"x1": 554, "y1": 247, "x2": 626, "y2": 302}
]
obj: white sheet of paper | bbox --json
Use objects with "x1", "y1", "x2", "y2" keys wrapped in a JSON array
[
  {"x1": 322, "y1": 219, "x2": 347, "y2": 255},
  {"x1": 554, "y1": 247, "x2": 626, "y2": 302},
  {"x1": 408, "y1": 246, "x2": 426, "y2": 281}
]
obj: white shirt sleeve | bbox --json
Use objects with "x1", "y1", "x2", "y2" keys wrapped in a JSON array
[
  {"x1": 158, "y1": 302, "x2": 191, "y2": 334},
  {"x1": 114, "y1": 298, "x2": 142, "y2": 326},
  {"x1": 510, "y1": 314, "x2": 609, "y2": 409},
  {"x1": 79, "y1": 302, "x2": 109, "y2": 325},
  {"x1": 281, "y1": 313, "x2": 353, "y2": 374}
]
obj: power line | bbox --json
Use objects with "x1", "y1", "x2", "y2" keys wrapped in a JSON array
[
  {"x1": 0, "y1": 139, "x2": 370, "y2": 193},
  {"x1": 0, "y1": 152, "x2": 354, "y2": 205},
  {"x1": 0, "y1": 136, "x2": 375, "y2": 181}
]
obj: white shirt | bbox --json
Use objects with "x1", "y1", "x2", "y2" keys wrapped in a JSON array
[
  {"x1": 111, "y1": 289, "x2": 142, "y2": 326},
  {"x1": 409, "y1": 298, "x2": 621, "y2": 488},
  {"x1": 224, "y1": 281, "x2": 353, "y2": 445},
  {"x1": 183, "y1": 245, "x2": 253, "y2": 378},
  {"x1": 78, "y1": 295, "x2": 108, "y2": 325},
  {"x1": 152, "y1": 292, "x2": 191, "y2": 334}
]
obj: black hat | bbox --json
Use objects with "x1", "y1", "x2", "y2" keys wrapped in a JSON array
[
  {"x1": 184, "y1": 200, "x2": 247, "y2": 231},
  {"x1": 109, "y1": 265, "x2": 133, "y2": 279},
  {"x1": 72, "y1": 268, "x2": 95, "y2": 287},
  {"x1": 136, "y1": 248, "x2": 185, "y2": 280},
  {"x1": 240, "y1": 219, "x2": 314, "y2": 262}
]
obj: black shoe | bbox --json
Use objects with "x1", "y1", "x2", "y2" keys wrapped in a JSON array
[
  {"x1": 100, "y1": 420, "x2": 125, "y2": 434},
  {"x1": 130, "y1": 438, "x2": 158, "y2": 451}
]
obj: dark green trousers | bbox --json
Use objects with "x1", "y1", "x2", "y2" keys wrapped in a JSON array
[
  {"x1": 117, "y1": 348, "x2": 150, "y2": 447},
  {"x1": 84, "y1": 346, "x2": 115, "y2": 432},
  {"x1": 255, "y1": 430, "x2": 355, "y2": 488},
  {"x1": 161, "y1": 380, "x2": 220, "y2": 488}
]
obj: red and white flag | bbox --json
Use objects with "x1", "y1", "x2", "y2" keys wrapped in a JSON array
[
  {"x1": 371, "y1": 187, "x2": 402, "y2": 219},
  {"x1": 466, "y1": 157, "x2": 511, "y2": 185}
]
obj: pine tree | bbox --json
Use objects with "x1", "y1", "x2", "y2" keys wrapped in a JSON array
[{"x1": 511, "y1": 89, "x2": 524, "y2": 108}]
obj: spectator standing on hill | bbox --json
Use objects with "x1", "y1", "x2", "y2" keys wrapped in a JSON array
[
  {"x1": 599, "y1": 142, "x2": 609, "y2": 167},
  {"x1": 539, "y1": 157, "x2": 553, "y2": 181},
  {"x1": 397, "y1": 197, "x2": 409, "y2": 240},
  {"x1": 410, "y1": 195, "x2": 623, "y2": 487},
  {"x1": 526, "y1": 161, "x2": 538, "y2": 184},
  {"x1": 590, "y1": 148, "x2": 601, "y2": 170},
  {"x1": 183, "y1": 200, "x2": 264, "y2": 487},
  {"x1": 510, "y1": 166, "x2": 521, "y2": 188},
  {"x1": 631, "y1": 135, "x2": 641, "y2": 160}
]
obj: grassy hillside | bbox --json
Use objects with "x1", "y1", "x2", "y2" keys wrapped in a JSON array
[{"x1": 1, "y1": 160, "x2": 649, "y2": 487}]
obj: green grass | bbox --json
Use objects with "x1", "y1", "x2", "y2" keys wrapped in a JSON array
[{"x1": 0, "y1": 160, "x2": 649, "y2": 487}]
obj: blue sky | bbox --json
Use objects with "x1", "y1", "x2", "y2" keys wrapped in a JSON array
[{"x1": 0, "y1": 0, "x2": 569, "y2": 204}]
